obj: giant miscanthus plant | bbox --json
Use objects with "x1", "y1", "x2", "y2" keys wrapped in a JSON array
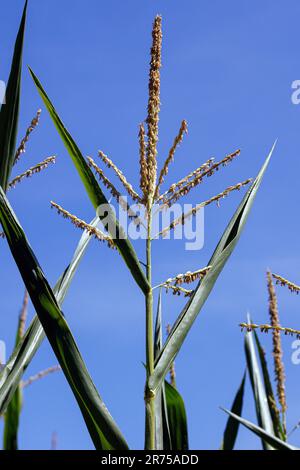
[{"x1": 0, "y1": 6, "x2": 276, "y2": 450}]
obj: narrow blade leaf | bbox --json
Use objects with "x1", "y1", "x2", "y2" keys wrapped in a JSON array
[
  {"x1": 153, "y1": 290, "x2": 172, "y2": 450},
  {"x1": 3, "y1": 315, "x2": 24, "y2": 450},
  {"x1": 0, "y1": 1, "x2": 27, "y2": 190},
  {"x1": 221, "y1": 372, "x2": 246, "y2": 450},
  {"x1": 221, "y1": 408, "x2": 296, "y2": 450},
  {"x1": 29, "y1": 68, "x2": 149, "y2": 295},
  {"x1": 0, "y1": 189, "x2": 128, "y2": 450},
  {"x1": 245, "y1": 314, "x2": 274, "y2": 450},
  {"x1": 0, "y1": 216, "x2": 99, "y2": 415},
  {"x1": 149, "y1": 143, "x2": 275, "y2": 391},
  {"x1": 253, "y1": 329, "x2": 283, "y2": 439},
  {"x1": 165, "y1": 381, "x2": 189, "y2": 451}
]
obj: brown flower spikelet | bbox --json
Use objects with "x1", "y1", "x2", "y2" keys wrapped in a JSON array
[
  {"x1": 164, "y1": 266, "x2": 211, "y2": 286},
  {"x1": 272, "y1": 273, "x2": 300, "y2": 295},
  {"x1": 240, "y1": 323, "x2": 300, "y2": 340},
  {"x1": 88, "y1": 157, "x2": 142, "y2": 226},
  {"x1": 139, "y1": 123, "x2": 148, "y2": 201},
  {"x1": 98, "y1": 150, "x2": 142, "y2": 203},
  {"x1": 155, "y1": 119, "x2": 188, "y2": 198},
  {"x1": 267, "y1": 271, "x2": 287, "y2": 415},
  {"x1": 146, "y1": 15, "x2": 162, "y2": 204},
  {"x1": 14, "y1": 109, "x2": 42, "y2": 165},
  {"x1": 51, "y1": 201, "x2": 115, "y2": 249},
  {"x1": 156, "y1": 178, "x2": 251, "y2": 239},
  {"x1": 157, "y1": 157, "x2": 215, "y2": 203},
  {"x1": 159, "y1": 149, "x2": 241, "y2": 206},
  {"x1": 8, "y1": 156, "x2": 56, "y2": 190}
]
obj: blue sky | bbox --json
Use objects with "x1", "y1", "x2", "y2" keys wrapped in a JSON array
[{"x1": 1, "y1": 0, "x2": 300, "y2": 450}]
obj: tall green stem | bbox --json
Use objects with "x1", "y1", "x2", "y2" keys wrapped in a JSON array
[{"x1": 145, "y1": 209, "x2": 155, "y2": 450}]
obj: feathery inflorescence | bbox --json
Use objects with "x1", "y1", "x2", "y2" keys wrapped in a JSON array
[
  {"x1": 157, "y1": 149, "x2": 241, "y2": 206},
  {"x1": 157, "y1": 157, "x2": 215, "y2": 204},
  {"x1": 8, "y1": 156, "x2": 56, "y2": 190},
  {"x1": 240, "y1": 323, "x2": 300, "y2": 340},
  {"x1": 14, "y1": 109, "x2": 42, "y2": 165},
  {"x1": 50, "y1": 201, "x2": 115, "y2": 249},
  {"x1": 155, "y1": 179, "x2": 251, "y2": 239},
  {"x1": 272, "y1": 273, "x2": 300, "y2": 295},
  {"x1": 88, "y1": 157, "x2": 142, "y2": 226},
  {"x1": 98, "y1": 150, "x2": 142, "y2": 203},
  {"x1": 155, "y1": 120, "x2": 188, "y2": 198},
  {"x1": 267, "y1": 271, "x2": 287, "y2": 418},
  {"x1": 163, "y1": 284, "x2": 193, "y2": 297},
  {"x1": 146, "y1": 15, "x2": 162, "y2": 205},
  {"x1": 159, "y1": 266, "x2": 211, "y2": 297},
  {"x1": 164, "y1": 266, "x2": 211, "y2": 286},
  {"x1": 139, "y1": 123, "x2": 148, "y2": 201}
]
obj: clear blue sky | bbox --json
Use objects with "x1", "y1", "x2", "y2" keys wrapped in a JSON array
[{"x1": 1, "y1": 0, "x2": 300, "y2": 450}]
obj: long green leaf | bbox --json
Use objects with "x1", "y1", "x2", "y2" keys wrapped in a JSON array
[
  {"x1": 221, "y1": 372, "x2": 246, "y2": 450},
  {"x1": 153, "y1": 290, "x2": 171, "y2": 450},
  {"x1": 221, "y1": 408, "x2": 296, "y2": 450},
  {"x1": 165, "y1": 381, "x2": 189, "y2": 451},
  {"x1": 253, "y1": 329, "x2": 283, "y2": 439},
  {"x1": 0, "y1": 1, "x2": 27, "y2": 190},
  {"x1": 29, "y1": 68, "x2": 149, "y2": 296},
  {"x1": 0, "y1": 189, "x2": 128, "y2": 449},
  {"x1": 0, "y1": 216, "x2": 99, "y2": 415},
  {"x1": 3, "y1": 314, "x2": 24, "y2": 450},
  {"x1": 149, "y1": 143, "x2": 276, "y2": 392},
  {"x1": 154, "y1": 289, "x2": 166, "y2": 449},
  {"x1": 245, "y1": 314, "x2": 274, "y2": 450}
]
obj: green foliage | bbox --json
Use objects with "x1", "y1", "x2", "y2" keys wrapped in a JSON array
[
  {"x1": 149, "y1": 144, "x2": 275, "y2": 393},
  {"x1": 29, "y1": 69, "x2": 150, "y2": 296},
  {"x1": 221, "y1": 408, "x2": 296, "y2": 450},
  {"x1": 165, "y1": 381, "x2": 189, "y2": 451},
  {"x1": 3, "y1": 314, "x2": 24, "y2": 450},
  {"x1": 0, "y1": 1, "x2": 27, "y2": 191},
  {"x1": 0, "y1": 217, "x2": 99, "y2": 415},
  {"x1": 221, "y1": 372, "x2": 246, "y2": 450},
  {"x1": 0, "y1": 187, "x2": 128, "y2": 450},
  {"x1": 0, "y1": 5, "x2": 277, "y2": 451}
]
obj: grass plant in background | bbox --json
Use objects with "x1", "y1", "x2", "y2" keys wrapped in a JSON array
[{"x1": 221, "y1": 271, "x2": 300, "y2": 450}]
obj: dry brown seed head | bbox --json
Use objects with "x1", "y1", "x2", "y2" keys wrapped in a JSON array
[
  {"x1": 163, "y1": 284, "x2": 193, "y2": 297},
  {"x1": 155, "y1": 120, "x2": 188, "y2": 199},
  {"x1": 139, "y1": 123, "x2": 148, "y2": 201},
  {"x1": 159, "y1": 149, "x2": 241, "y2": 206},
  {"x1": 51, "y1": 201, "x2": 116, "y2": 249},
  {"x1": 146, "y1": 15, "x2": 162, "y2": 205},
  {"x1": 14, "y1": 109, "x2": 42, "y2": 165},
  {"x1": 88, "y1": 157, "x2": 142, "y2": 226},
  {"x1": 240, "y1": 322, "x2": 300, "y2": 340},
  {"x1": 98, "y1": 150, "x2": 142, "y2": 203},
  {"x1": 155, "y1": 178, "x2": 251, "y2": 239},
  {"x1": 267, "y1": 271, "x2": 287, "y2": 415},
  {"x1": 164, "y1": 266, "x2": 211, "y2": 286},
  {"x1": 272, "y1": 273, "x2": 300, "y2": 295},
  {"x1": 8, "y1": 156, "x2": 56, "y2": 190},
  {"x1": 157, "y1": 157, "x2": 215, "y2": 203}
]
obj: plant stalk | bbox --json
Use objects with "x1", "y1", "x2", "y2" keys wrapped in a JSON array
[{"x1": 145, "y1": 209, "x2": 156, "y2": 450}]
